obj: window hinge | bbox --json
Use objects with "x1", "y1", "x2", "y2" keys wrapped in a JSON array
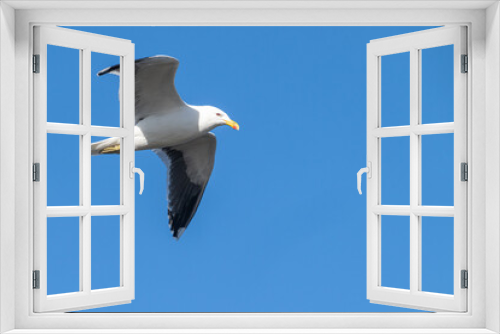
[
  {"x1": 461, "y1": 54, "x2": 468, "y2": 73},
  {"x1": 33, "y1": 270, "x2": 40, "y2": 289},
  {"x1": 33, "y1": 163, "x2": 40, "y2": 182},
  {"x1": 461, "y1": 162, "x2": 468, "y2": 182},
  {"x1": 461, "y1": 270, "x2": 468, "y2": 289},
  {"x1": 33, "y1": 54, "x2": 40, "y2": 73}
]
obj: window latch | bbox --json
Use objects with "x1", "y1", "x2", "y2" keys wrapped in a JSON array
[
  {"x1": 357, "y1": 162, "x2": 372, "y2": 195},
  {"x1": 130, "y1": 162, "x2": 144, "y2": 195}
]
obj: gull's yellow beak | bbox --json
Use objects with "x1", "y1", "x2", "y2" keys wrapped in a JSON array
[{"x1": 225, "y1": 119, "x2": 240, "y2": 131}]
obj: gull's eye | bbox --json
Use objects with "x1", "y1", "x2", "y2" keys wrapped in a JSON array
[{"x1": 216, "y1": 113, "x2": 222, "y2": 117}]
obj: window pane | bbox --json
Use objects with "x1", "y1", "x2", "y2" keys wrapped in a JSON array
[
  {"x1": 381, "y1": 136, "x2": 410, "y2": 205},
  {"x1": 47, "y1": 133, "x2": 80, "y2": 206},
  {"x1": 91, "y1": 216, "x2": 121, "y2": 290},
  {"x1": 92, "y1": 52, "x2": 121, "y2": 127},
  {"x1": 47, "y1": 217, "x2": 80, "y2": 295},
  {"x1": 91, "y1": 136, "x2": 121, "y2": 205},
  {"x1": 47, "y1": 45, "x2": 80, "y2": 124},
  {"x1": 421, "y1": 45, "x2": 454, "y2": 124},
  {"x1": 381, "y1": 52, "x2": 410, "y2": 127},
  {"x1": 421, "y1": 217, "x2": 454, "y2": 295},
  {"x1": 421, "y1": 133, "x2": 454, "y2": 206},
  {"x1": 381, "y1": 215, "x2": 410, "y2": 290}
]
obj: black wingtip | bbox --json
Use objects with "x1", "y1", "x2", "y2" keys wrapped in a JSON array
[
  {"x1": 169, "y1": 210, "x2": 181, "y2": 240},
  {"x1": 174, "y1": 228, "x2": 186, "y2": 240},
  {"x1": 171, "y1": 227, "x2": 184, "y2": 240},
  {"x1": 97, "y1": 64, "x2": 120, "y2": 77},
  {"x1": 97, "y1": 55, "x2": 179, "y2": 77},
  {"x1": 168, "y1": 209, "x2": 189, "y2": 240}
]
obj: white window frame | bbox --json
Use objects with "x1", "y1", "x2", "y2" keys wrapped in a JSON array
[
  {"x1": 0, "y1": 1, "x2": 499, "y2": 333},
  {"x1": 366, "y1": 26, "x2": 468, "y2": 312},
  {"x1": 33, "y1": 25, "x2": 136, "y2": 313}
]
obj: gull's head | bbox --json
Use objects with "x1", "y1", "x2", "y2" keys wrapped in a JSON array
[{"x1": 198, "y1": 106, "x2": 239, "y2": 131}]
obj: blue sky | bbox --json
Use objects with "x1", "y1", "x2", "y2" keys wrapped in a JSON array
[{"x1": 46, "y1": 26, "x2": 454, "y2": 312}]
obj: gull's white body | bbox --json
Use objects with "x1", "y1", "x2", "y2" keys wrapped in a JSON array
[
  {"x1": 134, "y1": 105, "x2": 221, "y2": 151},
  {"x1": 93, "y1": 104, "x2": 226, "y2": 155}
]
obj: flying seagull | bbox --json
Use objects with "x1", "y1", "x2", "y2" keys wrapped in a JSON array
[{"x1": 91, "y1": 55, "x2": 239, "y2": 239}]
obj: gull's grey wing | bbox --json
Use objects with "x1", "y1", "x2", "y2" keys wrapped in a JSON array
[
  {"x1": 98, "y1": 55, "x2": 186, "y2": 124},
  {"x1": 153, "y1": 133, "x2": 217, "y2": 239}
]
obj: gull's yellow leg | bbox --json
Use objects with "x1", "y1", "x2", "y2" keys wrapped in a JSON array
[{"x1": 100, "y1": 144, "x2": 121, "y2": 154}]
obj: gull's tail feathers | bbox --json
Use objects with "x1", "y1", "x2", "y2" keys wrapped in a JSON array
[{"x1": 91, "y1": 137, "x2": 121, "y2": 156}]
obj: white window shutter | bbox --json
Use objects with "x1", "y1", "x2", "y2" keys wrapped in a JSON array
[
  {"x1": 33, "y1": 26, "x2": 135, "y2": 312},
  {"x1": 365, "y1": 26, "x2": 467, "y2": 312}
]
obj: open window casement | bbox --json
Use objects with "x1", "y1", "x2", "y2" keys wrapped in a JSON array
[
  {"x1": 33, "y1": 26, "x2": 137, "y2": 312},
  {"x1": 362, "y1": 26, "x2": 467, "y2": 312}
]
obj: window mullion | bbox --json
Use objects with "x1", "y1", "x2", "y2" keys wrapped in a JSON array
[
  {"x1": 416, "y1": 48, "x2": 423, "y2": 293},
  {"x1": 121, "y1": 52, "x2": 135, "y2": 291},
  {"x1": 409, "y1": 47, "x2": 420, "y2": 294},
  {"x1": 81, "y1": 48, "x2": 91, "y2": 293}
]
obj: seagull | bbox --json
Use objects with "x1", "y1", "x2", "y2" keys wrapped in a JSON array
[{"x1": 91, "y1": 56, "x2": 239, "y2": 239}]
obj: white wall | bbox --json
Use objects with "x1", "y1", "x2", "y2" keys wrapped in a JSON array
[
  {"x1": 486, "y1": 2, "x2": 500, "y2": 333},
  {"x1": 0, "y1": 2, "x2": 16, "y2": 333}
]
